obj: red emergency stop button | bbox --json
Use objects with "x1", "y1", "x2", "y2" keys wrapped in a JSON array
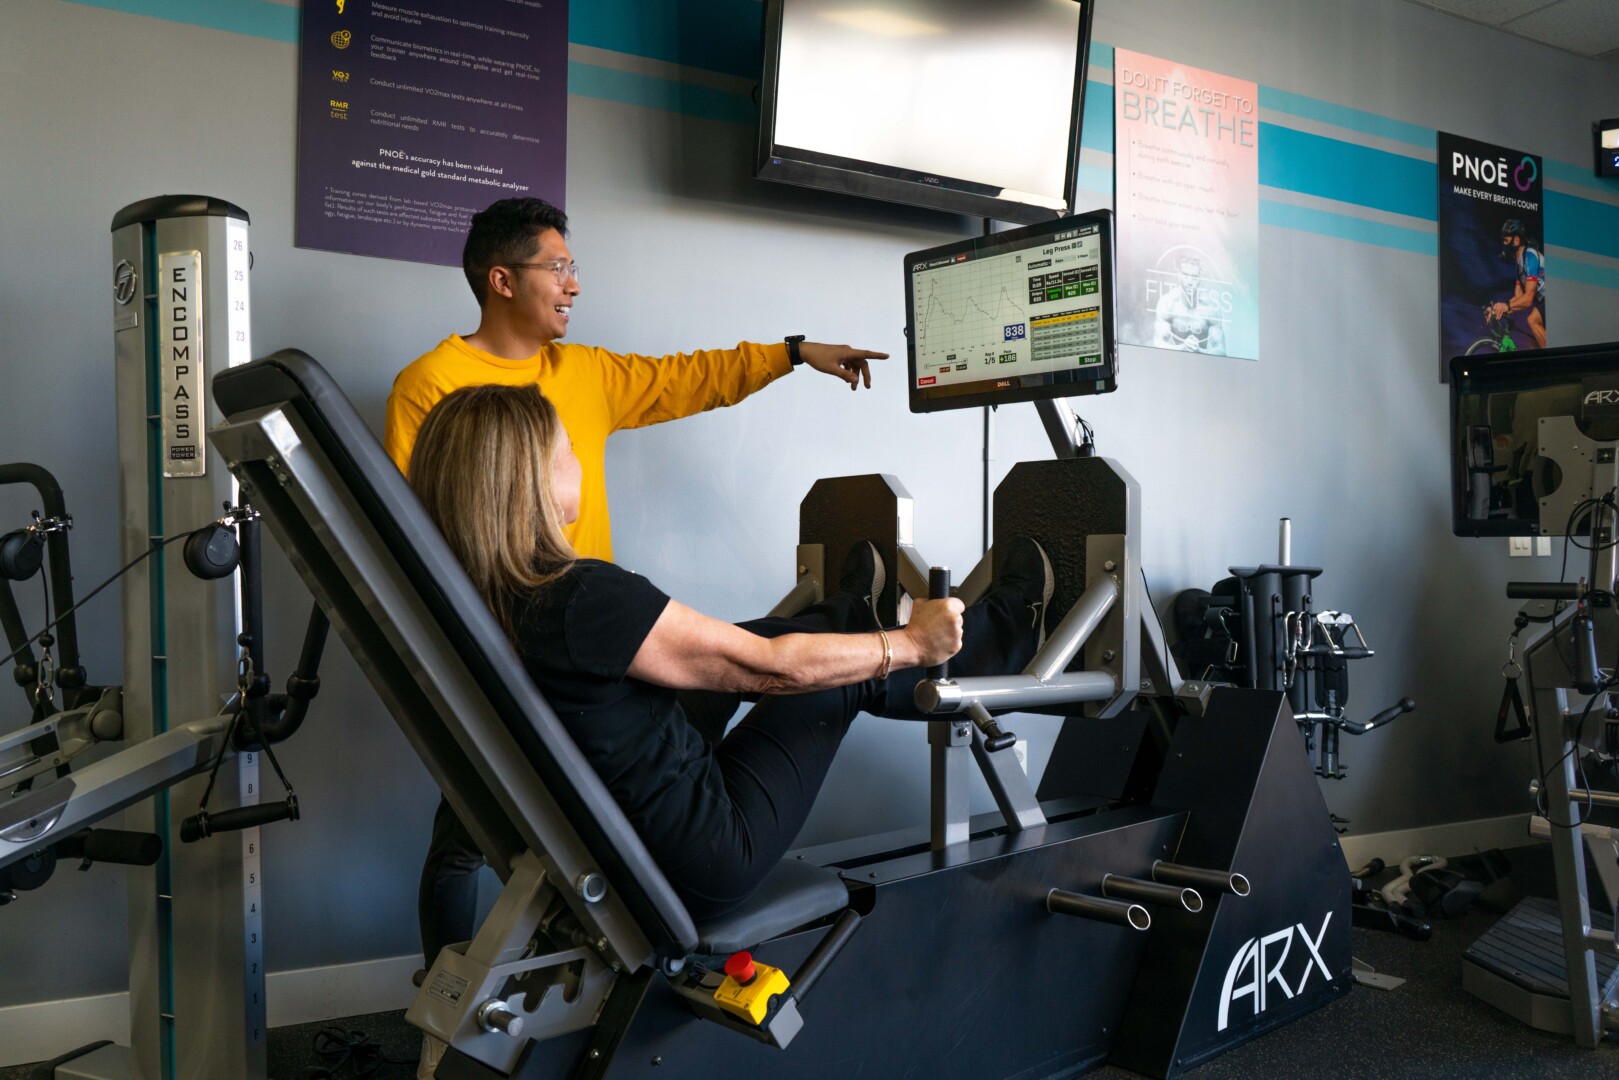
[{"x1": 724, "y1": 951, "x2": 756, "y2": 985}]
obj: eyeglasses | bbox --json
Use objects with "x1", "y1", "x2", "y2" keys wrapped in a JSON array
[{"x1": 507, "y1": 259, "x2": 580, "y2": 285}]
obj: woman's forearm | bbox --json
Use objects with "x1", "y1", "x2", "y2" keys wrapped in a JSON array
[
  {"x1": 741, "y1": 629, "x2": 921, "y2": 695},
  {"x1": 627, "y1": 597, "x2": 961, "y2": 695}
]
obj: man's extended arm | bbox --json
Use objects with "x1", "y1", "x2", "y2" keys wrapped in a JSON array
[
  {"x1": 596, "y1": 340, "x2": 885, "y2": 432},
  {"x1": 797, "y1": 342, "x2": 885, "y2": 390}
]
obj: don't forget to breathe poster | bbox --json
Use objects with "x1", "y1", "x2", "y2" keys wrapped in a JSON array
[{"x1": 1113, "y1": 49, "x2": 1260, "y2": 361}]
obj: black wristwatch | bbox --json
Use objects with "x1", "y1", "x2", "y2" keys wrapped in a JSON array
[{"x1": 785, "y1": 335, "x2": 806, "y2": 366}]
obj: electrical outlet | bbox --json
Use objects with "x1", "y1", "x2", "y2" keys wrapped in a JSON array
[
  {"x1": 1509, "y1": 537, "x2": 1532, "y2": 557},
  {"x1": 1536, "y1": 536, "x2": 1552, "y2": 556}
]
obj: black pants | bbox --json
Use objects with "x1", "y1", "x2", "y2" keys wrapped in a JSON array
[{"x1": 418, "y1": 586, "x2": 1037, "y2": 965}]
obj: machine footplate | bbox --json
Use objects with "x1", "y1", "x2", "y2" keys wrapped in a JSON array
[
  {"x1": 1465, "y1": 896, "x2": 1618, "y2": 999},
  {"x1": 1462, "y1": 896, "x2": 1619, "y2": 1035}
]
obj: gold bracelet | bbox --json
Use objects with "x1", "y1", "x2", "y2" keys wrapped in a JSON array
[{"x1": 876, "y1": 628, "x2": 892, "y2": 680}]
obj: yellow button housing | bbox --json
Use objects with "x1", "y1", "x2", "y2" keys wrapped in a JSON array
[{"x1": 712, "y1": 961, "x2": 791, "y2": 1026}]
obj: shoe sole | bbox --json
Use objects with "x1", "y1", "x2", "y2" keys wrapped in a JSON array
[
  {"x1": 864, "y1": 541, "x2": 886, "y2": 616},
  {"x1": 1032, "y1": 541, "x2": 1054, "y2": 645},
  {"x1": 1033, "y1": 541, "x2": 1054, "y2": 609}
]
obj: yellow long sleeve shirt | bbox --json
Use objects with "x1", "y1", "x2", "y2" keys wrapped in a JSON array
[{"x1": 384, "y1": 335, "x2": 792, "y2": 561}]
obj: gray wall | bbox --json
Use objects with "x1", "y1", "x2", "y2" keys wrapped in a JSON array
[{"x1": 2, "y1": 0, "x2": 1617, "y2": 1010}]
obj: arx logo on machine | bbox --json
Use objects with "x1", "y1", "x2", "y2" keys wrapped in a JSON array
[
  {"x1": 1216, "y1": 912, "x2": 1333, "y2": 1032},
  {"x1": 1584, "y1": 388, "x2": 1619, "y2": 406}
]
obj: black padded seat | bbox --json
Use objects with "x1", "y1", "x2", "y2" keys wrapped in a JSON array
[
  {"x1": 212, "y1": 350, "x2": 849, "y2": 961},
  {"x1": 693, "y1": 860, "x2": 851, "y2": 955}
]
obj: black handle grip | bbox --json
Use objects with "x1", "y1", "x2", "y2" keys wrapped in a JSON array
[
  {"x1": 237, "y1": 604, "x2": 330, "y2": 752},
  {"x1": 55, "y1": 828, "x2": 162, "y2": 866},
  {"x1": 1362, "y1": 697, "x2": 1417, "y2": 731},
  {"x1": 181, "y1": 797, "x2": 299, "y2": 843},
  {"x1": 927, "y1": 566, "x2": 951, "y2": 682},
  {"x1": 1506, "y1": 581, "x2": 1581, "y2": 601},
  {"x1": 1350, "y1": 858, "x2": 1386, "y2": 880},
  {"x1": 791, "y1": 908, "x2": 862, "y2": 1003},
  {"x1": 1303, "y1": 646, "x2": 1374, "y2": 660},
  {"x1": 1575, "y1": 612, "x2": 1603, "y2": 694}
]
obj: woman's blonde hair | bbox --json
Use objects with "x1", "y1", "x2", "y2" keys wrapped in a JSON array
[{"x1": 408, "y1": 383, "x2": 576, "y2": 630}]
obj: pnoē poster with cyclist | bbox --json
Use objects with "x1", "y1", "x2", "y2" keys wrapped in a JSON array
[{"x1": 1437, "y1": 131, "x2": 1545, "y2": 381}]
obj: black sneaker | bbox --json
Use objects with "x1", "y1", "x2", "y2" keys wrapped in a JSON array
[
  {"x1": 997, "y1": 536, "x2": 1054, "y2": 642},
  {"x1": 839, "y1": 540, "x2": 886, "y2": 625}
]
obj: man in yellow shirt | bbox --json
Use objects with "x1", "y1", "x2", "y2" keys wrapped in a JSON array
[
  {"x1": 385, "y1": 197, "x2": 886, "y2": 561},
  {"x1": 395, "y1": 200, "x2": 888, "y2": 1074}
]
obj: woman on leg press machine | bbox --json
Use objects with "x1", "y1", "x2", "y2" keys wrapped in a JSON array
[{"x1": 406, "y1": 382, "x2": 1053, "y2": 921}]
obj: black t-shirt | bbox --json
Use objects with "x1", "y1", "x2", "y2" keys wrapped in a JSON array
[{"x1": 509, "y1": 559, "x2": 727, "y2": 874}]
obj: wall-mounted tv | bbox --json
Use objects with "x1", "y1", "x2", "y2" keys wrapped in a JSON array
[
  {"x1": 756, "y1": 0, "x2": 1095, "y2": 224},
  {"x1": 1450, "y1": 344, "x2": 1619, "y2": 537}
]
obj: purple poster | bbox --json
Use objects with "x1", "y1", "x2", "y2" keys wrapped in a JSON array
[
  {"x1": 1437, "y1": 131, "x2": 1546, "y2": 381},
  {"x1": 296, "y1": 0, "x2": 568, "y2": 266}
]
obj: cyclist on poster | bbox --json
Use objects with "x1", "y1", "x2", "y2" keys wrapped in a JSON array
[{"x1": 1490, "y1": 218, "x2": 1546, "y2": 350}]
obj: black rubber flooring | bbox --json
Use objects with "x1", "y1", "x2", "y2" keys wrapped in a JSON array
[
  {"x1": 263, "y1": 909, "x2": 1619, "y2": 1078},
  {"x1": 7, "y1": 897, "x2": 1618, "y2": 1079}
]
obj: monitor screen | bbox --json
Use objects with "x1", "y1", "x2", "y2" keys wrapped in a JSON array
[
  {"x1": 1450, "y1": 344, "x2": 1619, "y2": 537},
  {"x1": 1597, "y1": 118, "x2": 1619, "y2": 179},
  {"x1": 905, "y1": 210, "x2": 1116, "y2": 413},
  {"x1": 757, "y1": 0, "x2": 1093, "y2": 223}
]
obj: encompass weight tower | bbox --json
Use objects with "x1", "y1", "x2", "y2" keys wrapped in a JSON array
[
  {"x1": 88, "y1": 196, "x2": 262, "y2": 1079},
  {"x1": 2, "y1": 197, "x2": 325, "y2": 1079}
]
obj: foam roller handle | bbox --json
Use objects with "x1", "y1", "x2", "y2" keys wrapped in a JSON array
[
  {"x1": 928, "y1": 566, "x2": 951, "y2": 682},
  {"x1": 181, "y1": 797, "x2": 299, "y2": 843},
  {"x1": 55, "y1": 828, "x2": 162, "y2": 867},
  {"x1": 1506, "y1": 581, "x2": 1580, "y2": 601}
]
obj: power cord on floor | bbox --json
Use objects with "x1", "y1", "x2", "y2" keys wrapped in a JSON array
[{"x1": 285, "y1": 1025, "x2": 417, "y2": 1079}]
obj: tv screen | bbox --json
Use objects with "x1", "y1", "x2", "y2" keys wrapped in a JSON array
[
  {"x1": 756, "y1": 0, "x2": 1095, "y2": 223},
  {"x1": 1450, "y1": 344, "x2": 1619, "y2": 537},
  {"x1": 1597, "y1": 118, "x2": 1619, "y2": 179},
  {"x1": 905, "y1": 210, "x2": 1116, "y2": 413}
]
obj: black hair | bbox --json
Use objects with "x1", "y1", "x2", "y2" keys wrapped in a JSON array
[{"x1": 462, "y1": 198, "x2": 569, "y2": 305}]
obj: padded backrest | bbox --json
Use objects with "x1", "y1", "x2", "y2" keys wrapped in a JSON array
[{"x1": 213, "y1": 349, "x2": 698, "y2": 952}]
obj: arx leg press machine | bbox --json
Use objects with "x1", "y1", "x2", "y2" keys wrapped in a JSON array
[{"x1": 185, "y1": 351, "x2": 1352, "y2": 1078}]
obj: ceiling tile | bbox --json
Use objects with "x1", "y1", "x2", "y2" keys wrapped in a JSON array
[
  {"x1": 1505, "y1": 0, "x2": 1619, "y2": 58},
  {"x1": 1414, "y1": 0, "x2": 1561, "y2": 22}
]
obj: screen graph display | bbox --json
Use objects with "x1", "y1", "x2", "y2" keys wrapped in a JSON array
[{"x1": 906, "y1": 210, "x2": 1115, "y2": 412}]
